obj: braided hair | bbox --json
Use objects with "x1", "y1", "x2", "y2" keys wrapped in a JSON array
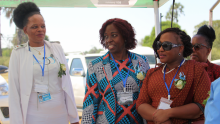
[
  {"x1": 13, "y1": 2, "x2": 42, "y2": 29},
  {"x1": 196, "y1": 25, "x2": 216, "y2": 49},
  {"x1": 152, "y1": 28, "x2": 192, "y2": 58}
]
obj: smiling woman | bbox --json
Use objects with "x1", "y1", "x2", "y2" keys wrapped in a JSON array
[
  {"x1": 81, "y1": 18, "x2": 150, "y2": 124},
  {"x1": 136, "y1": 28, "x2": 210, "y2": 124},
  {"x1": 8, "y1": 2, "x2": 79, "y2": 124}
]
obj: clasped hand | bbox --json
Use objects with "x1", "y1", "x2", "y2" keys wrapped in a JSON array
[{"x1": 153, "y1": 109, "x2": 172, "y2": 124}]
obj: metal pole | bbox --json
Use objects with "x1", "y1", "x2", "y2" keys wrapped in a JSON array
[
  {"x1": 208, "y1": 0, "x2": 220, "y2": 61},
  {"x1": 153, "y1": 1, "x2": 161, "y2": 65},
  {"x1": 0, "y1": 8, "x2": 2, "y2": 57},
  {"x1": 171, "y1": 0, "x2": 175, "y2": 28},
  {"x1": 153, "y1": 1, "x2": 160, "y2": 36},
  {"x1": 209, "y1": 0, "x2": 220, "y2": 26},
  {"x1": 209, "y1": 11, "x2": 213, "y2": 26},
  {"x1": 160, "y1": 13, "x2": 163, "y2": 32}
]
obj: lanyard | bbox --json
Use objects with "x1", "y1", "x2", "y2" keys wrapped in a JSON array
[
  {"x1": 29, "y1": 43, "x2": 46, "y2": 77},
  {"x1": 110, "y1": 53, "x2": 131, "y2": 92},
  {"x1": 163, "y1": 59, "x2": 184, "y2": 100}
]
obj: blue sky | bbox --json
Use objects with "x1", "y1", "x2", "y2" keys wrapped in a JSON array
[{"x1": 1, "y1": 0, "x2": 220, "y2": 53}]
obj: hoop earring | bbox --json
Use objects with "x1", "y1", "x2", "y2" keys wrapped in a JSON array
[{"x1": 178, "y1": 53, "x2": 181, "y2": 56}]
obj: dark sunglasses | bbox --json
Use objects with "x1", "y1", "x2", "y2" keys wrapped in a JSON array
[
  {"x1": 192, "y1": 44, "x2": 210, "y2": 51},
  {"x1": 156, "y1": 41, "x2": 182, "y2": 51}
]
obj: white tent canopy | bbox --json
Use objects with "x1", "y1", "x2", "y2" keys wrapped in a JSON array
[{"x1": 0, "y1": 0, "x2": 168, "y2": 8}]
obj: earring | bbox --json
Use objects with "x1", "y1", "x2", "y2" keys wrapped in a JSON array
[{"x1": 178, "y1": 53, "x2": 181, "y2": 56}]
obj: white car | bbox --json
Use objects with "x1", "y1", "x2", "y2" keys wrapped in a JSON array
[
  {"x1": 66, "y1": 53, "x2": 104, "y2": 117},
  {"x1": 66, "y1": 46, "x2": 156, "y2": 117},
  {"x1": 0, "y1": 75, "x2": 9, "y2": 124},
  {"x1": 130, "y1": 46, "x2": 156, "y2": 68},
  {"x1": 211, "y1": 59, "x2": 220, "y2": 65}
]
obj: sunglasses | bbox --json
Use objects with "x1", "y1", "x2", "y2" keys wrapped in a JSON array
[
  {"x1": 156, "y1": 41, "x2": 182, "y2": 51},
  {"x1": 192, "y1": 44, "x2": 210, "y2": 51}
]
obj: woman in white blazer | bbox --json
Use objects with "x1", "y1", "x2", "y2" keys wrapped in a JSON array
[{"x1": 8, "y1": 2, "x2": 79, "y2": 124}]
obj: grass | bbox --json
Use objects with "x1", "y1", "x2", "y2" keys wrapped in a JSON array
[
  {"x1": 0, "y1": 56, "x2": 10, "y2": 67},
  {"x1": 0, "y1": 72, "x2": 8, "y2": 83}
]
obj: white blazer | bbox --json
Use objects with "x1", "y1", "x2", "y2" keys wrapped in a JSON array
[{"x1": 8, "y1": 41, "x2": 79, "y2": 124}]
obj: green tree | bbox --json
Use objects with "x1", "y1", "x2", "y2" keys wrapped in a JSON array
[
  {"x1": 193, "y1": 20, "x2": 220, "y2": 60},
  {"x1": 83, "y1": 47, "x2": 103, "y2": 54},
  {"x1": 2, "y1": 7, "x2": 50, "y2": 46},
  {"x1": 2, "y1": 7, "x2": 15, "y2": 25},
  {"x1": 2, "y1": 48, "x2": 12, "y2": 57},
  {"x1": 0, "y1": 7, "x2": 15, "y2": 56},
  {"x1": 11, "y1": 29, "x2": 28, "y2": 46},
  {"x1": 45, "y1": 35, "x2": 50, "y2": 41},
  {"x1": 11, "y1": 30, "x2": 50, "y2": 46},
  {"x1": 165, "y1": 2, "x2": 184, "y2": 23},
  {"x1": 0, "y1": 48, "x2": 12, "y2": 67},
  {"x1": 141, "y1": 21, "x2": 181, "y2": 47},
  {"x1": 3, "y1": 7, "x2": 28, "y2": 46}
]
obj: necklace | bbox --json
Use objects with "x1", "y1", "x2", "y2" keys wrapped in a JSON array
[
  {"x1": 162, "y1": 59, "x2": 186, "y2": 74},
  {"x1": 31, "y1": 46, "x2": 44, "y2": 55}
]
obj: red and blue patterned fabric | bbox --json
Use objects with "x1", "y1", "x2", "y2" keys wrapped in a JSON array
[
  {"x1": 81, "y1": 51, "x2": 150, "y2": 124},
  {"x1": 206, "y1": 60, "x2": 220, "y2": 82}
]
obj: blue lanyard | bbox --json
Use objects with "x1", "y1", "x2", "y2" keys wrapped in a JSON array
[
  {"x1": 163, "y1": 59, "x2": 184, "y2": 100},
  {"x1": 110, "y1": 53, "x2": 131, "y2": 92},
  {"x1": 29, "y1": 43, "x2": 46, "y2": 77}
]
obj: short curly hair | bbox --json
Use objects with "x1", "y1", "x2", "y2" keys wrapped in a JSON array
[
  {"x1": 152, "y1": 28, "x2": 192, "y2": 58},
  {"x1": 13, "y1": 2, "x2": 42, "y2": 29},
  {"x1": 99, "y1": 18, "x2": 137, "y2": 50}
]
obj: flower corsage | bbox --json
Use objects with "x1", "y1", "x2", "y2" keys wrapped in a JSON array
[
  {"x1": 58, "y1": 63, "x2": 66, "y2": 78},
  {"x1": 174, "y1": 72, "x2": 186, "y2": 90},
  {"x1": 135, "y1": 63, "x2": 146, "y2": 81},
  {"x1": 203, "y1": 91, "x2": 210, "y2": 105}
]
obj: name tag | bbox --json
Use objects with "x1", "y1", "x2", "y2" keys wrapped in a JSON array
[
  {"x1": 157, "y1": 97, "x2": 173, "y2": 110},
  {"x1": 38, "y1": 92, "x2": 52, "y2": 103},
  {"x1": 117, "y1": 92, "x2": 133, "y2": 105}
]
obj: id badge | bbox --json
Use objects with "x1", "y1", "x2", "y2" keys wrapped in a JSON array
[
  {"x1": 157, "y1": 97, "x2": 173, "y2": 110},
  {"x1": 38, "y1": 92, "x2": 52, "y2": 103},
  {"x1": 117, "y1": 92, "x2": 133, "y2": 105}
]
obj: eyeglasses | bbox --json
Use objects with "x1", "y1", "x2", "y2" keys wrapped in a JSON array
[
  {"x1": 192, "y1": 44, "x2": 210, "y2": 51},
  {"x1": 156, "y1": 41, "x2": 183, "y2": 51}
]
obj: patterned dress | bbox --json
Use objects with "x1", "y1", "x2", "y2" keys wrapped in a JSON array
[
  {"x1": 206, "y1": 60, "x2": 220, "y2": 82},
  {"x1": 136, "y1": 60, "x2": 210, "y2": 124},
  {"x1": 82, "y1": 51, "x2": 150, "y2": 124}
]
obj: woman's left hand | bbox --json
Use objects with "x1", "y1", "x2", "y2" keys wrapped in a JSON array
[{"x1": 153, "y1": 109, "x2": 170, "y2": 124}]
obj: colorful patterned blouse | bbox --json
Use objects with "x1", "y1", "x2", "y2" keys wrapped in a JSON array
[
  {"x1": 136, "y1": 60, "x2": 210, "y2": 124},
  {"x1": 81, "y1": 51, "x2": 150, "y2": 124}
]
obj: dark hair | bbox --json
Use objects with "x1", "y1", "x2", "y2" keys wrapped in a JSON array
[
  {"x1": 196, "y1": 25, "x2": 216, "y2": 49},
  {"x1": 152, "y1": 28, "x2": 192, "y2": 58},
  {"x1": 99, "y1": 18, "x2": 137, "y2": 50},
  {"x1": 13, "y1": 2, "x2": 41, "y2": 29}
]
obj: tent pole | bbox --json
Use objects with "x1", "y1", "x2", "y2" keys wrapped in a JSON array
[
  {"x1": 208, "y1": 0, "x2": 220, "y2": 61},
  {"x1": 209, "y1": 0, "x2": 220, "y2": 26},
  {"x1": 153, "y1": 1, "x2": 160, "y2": 36},
  {"x1": 153, "y1": 1, "x2": 161, "y2": 65},
  {"x1": 0, "y1": 8, "x2": 2, "y2": 57}
]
